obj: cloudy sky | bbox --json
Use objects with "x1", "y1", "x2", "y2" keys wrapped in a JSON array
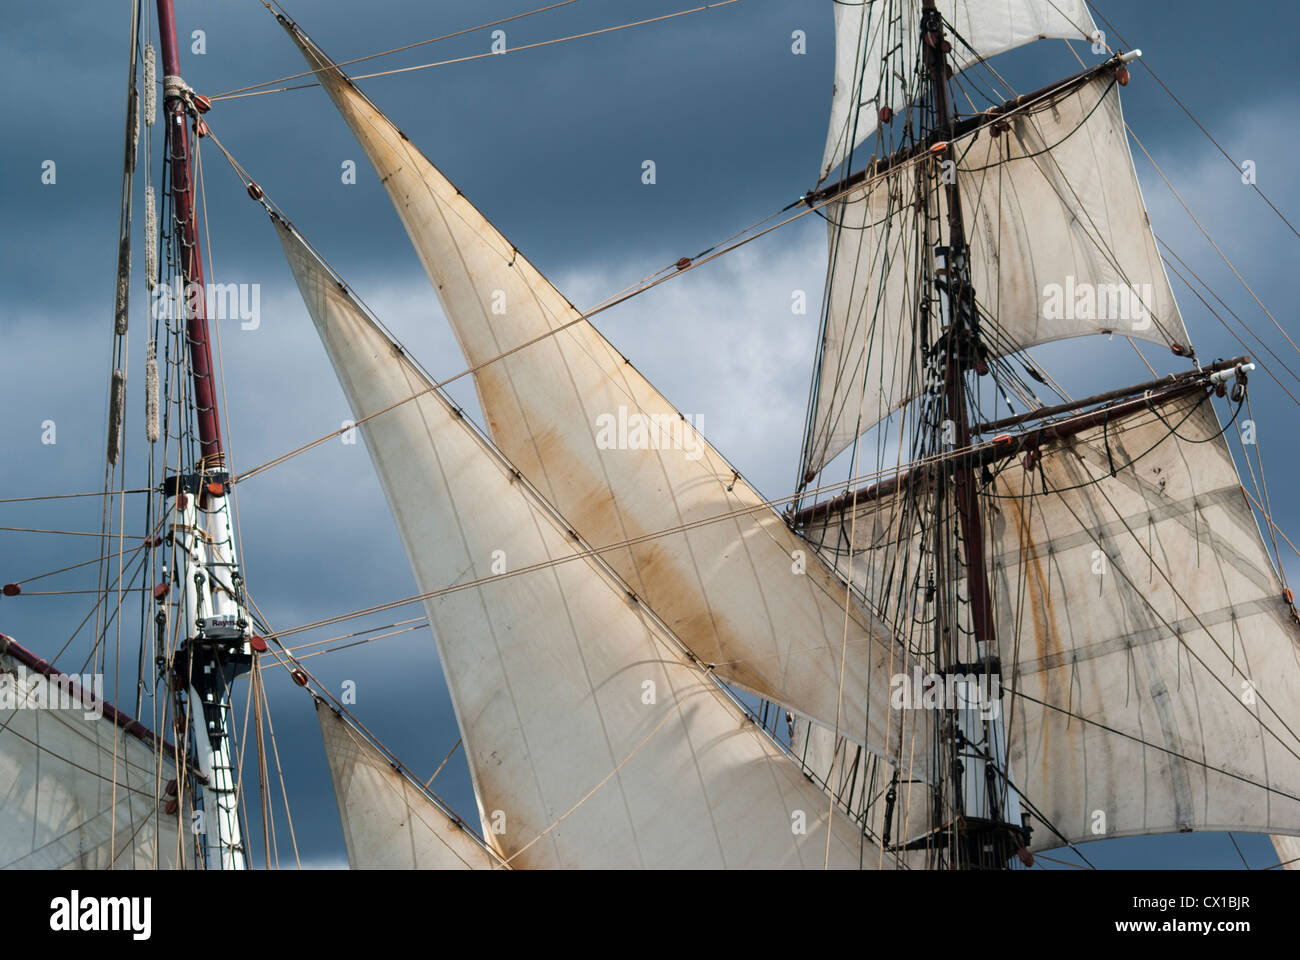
[{"x1": 2, "y1": 0, "x2": 1298, "y2": 869}]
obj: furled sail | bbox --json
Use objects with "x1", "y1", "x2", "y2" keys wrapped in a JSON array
[
  {"x1": 274, "y1": 216, "x2": 879, "y2": 868},
  {"x1": 804, "y1": 73, "x2": 1190, "y2": 480},
  {"x1": 822, "y1": 0, "x2": 1097, "y2": 180},
  {"x1": 800, "y1": 393, "x2": 1300, "y2": 850},
  {"x1": 280, "y1": 18, "x2": 925, "y2": 767},
  {"x1": 0, "y1": 635, "x2": 185, "y2": 869},
  {"x1": 315, "y1": 700, "x2": 505, "y2": 869}
]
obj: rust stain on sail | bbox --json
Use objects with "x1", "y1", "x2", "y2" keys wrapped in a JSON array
[
  {"x1": 477, "y1": 367, "x2": 772, "y2": 692},
  {"x1": 998, "y1": 467, "x2": 1074, "y2": 795},
  {"x1": 473, "y1": 364, "x2": 909, "y2": 736}
]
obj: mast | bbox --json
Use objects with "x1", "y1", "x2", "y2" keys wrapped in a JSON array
[
  {"x1": 919, "y1": 0, "x2": 1024, "y2": 869},
  {"x1": 155, "y1": 0, "x2": 252, "y2": 870},
  {"x1": 156, "y1": 0, "x2": 220, "y2": 463}
]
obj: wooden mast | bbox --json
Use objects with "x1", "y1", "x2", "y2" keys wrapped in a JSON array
[
  {"x1": 155, "y1": 0, "x2": 222, "y2": 465},
  {"x1": 919, "y1": 0, "x2": 1023, "y2": 868}
]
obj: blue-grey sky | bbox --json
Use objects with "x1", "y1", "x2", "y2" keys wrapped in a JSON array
[{"x1": 2, "y1": 0, "x2": 1298, "y2": 869}]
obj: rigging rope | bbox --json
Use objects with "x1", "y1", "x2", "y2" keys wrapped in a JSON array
[
  {"x1": 1126, "y1": 123, "x2": 1300, "y2": 362},
  {"x1": 1011, "y1": 685, "x2": 1300, "y2": 808},
  {"x1": 503, "y1": 707, "x2": 679, "y2": 865},
  {"x1": 243, "y1": 590, "x2": 506, "y2": 863},
  {"x1": 214, "y1": 0, "x2": 746, "y2": 102},
  {"x1": 216, "y1": 0, "x2": 581, "y2": 98},
  {"x1": 0, "y1": 525, "x2": 149, "y2": 539},
  {"x1": 0, "y1": 489, "x2": 153, "y2": 503},
  {"x1": 1157, "y1": 240, "x2": 1300, "y2": 407},
  {"x1": 1085, "y1": 0, "x2": 1300, "y2": 242},
  {"x1": 197, "y1": 117, "x2": 936, "y2": 489},
  {"x1": 7, "y1": 540, "x2": 156, "y2": 587},
  {"x1": 48, "y1": 0, "x2": 1289, "y2": 868},
  {"x1": 1036, "y1": 462, "x2": 1300, "y2": 764},
  {"x1": 252, "y1": 395, "x2": 1218, "y2": 686}
]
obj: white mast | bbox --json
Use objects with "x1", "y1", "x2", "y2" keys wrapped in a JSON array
[{"x1": 163, "y1": 482, "x2": 250, "y2": 869}]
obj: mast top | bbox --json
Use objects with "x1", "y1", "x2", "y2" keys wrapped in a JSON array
[{"x1": 155, "y1": 0, "x2": 224, "y2": 464}]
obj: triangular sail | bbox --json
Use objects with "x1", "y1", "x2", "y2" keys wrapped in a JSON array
[
  {"x1": 0, "y1": 635, "x2": 186, "y2": 869},
  {"x1": 274, "y1": 216, "x2": 879, "y2": 868},
  {"x1": 279, "y1": 17, "x2": 924, "y2": 767},
  {"x1": 805, "y1": 73, "x2": 1190, "y2": 479},
  {"x1": 315, "y1": 700, "x2": 505, "y2": 869},
  {"x1": 823, "y1": 0, "x2": 1097, "y2": 179},
  {"x1": 801, "y1": 393, "x2": 1300, "y2": 850}
]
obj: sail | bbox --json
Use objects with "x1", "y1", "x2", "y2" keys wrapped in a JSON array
[
  {"x1": 274, "y1": 216, "x2": 880, "y2": 869},
  {"x1": 281, "y1": 19, "x2": 924, "y2": 766},
  {"x1": 1273, "y1": 834, "x2": 1300, "y2": 870},
  {"x1": 800, "y1": 393, "x2": 1300, "y2": 850},
  {"x1": 0, "y1": 635, "x2": 185, "y2": 869},
  {"x1": 315, "y1": 700, "x2": 505, "y2": 869},
  {"x1": 823, "y1": 0, "x2": 1097, "y2": 179},
  {"x1": 804, "y1": 73, "x2": 1190, "y2": 479}
]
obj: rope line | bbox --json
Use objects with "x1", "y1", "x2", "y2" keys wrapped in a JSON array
[
  {"x1": 216, "y1": 0, "x2": 746, "y2": 101},
  {"x1": 1086, "y1": 0, "x2": 1300, "y2": 242},
  {"x1": 215, "y1": 0, "x2": 581, "y2": 98}
]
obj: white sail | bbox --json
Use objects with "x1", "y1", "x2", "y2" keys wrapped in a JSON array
[
  {"x1": 281, "y1": 20, "x2": 925, "y2": 767},
  {"x1": 823, "y1": 0, "x2": 1097, "y2": 179},
  {"x1": 805, "y1": 73, "x2": 1190, "y2": 478},
  {"x1": 1272, "y1": 834, "x2": 1300, "y2": 870},
  {"x1": 801, "y1": 393, "x2": 1300, "y2": 850},
  {"x1": 0, "y1": 636, "x2": 185, "y2": 869},
  {"x1": 315, "y1": 700, "x2": 505, "y2": 870},
  {"x1": 275, "y1": 216, "x2": 880, "y2": 869}
]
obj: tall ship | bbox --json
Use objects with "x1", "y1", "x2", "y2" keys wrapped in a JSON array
[{"x1": 3, "y1": 0, "x2": 1298, "y2": 871}]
